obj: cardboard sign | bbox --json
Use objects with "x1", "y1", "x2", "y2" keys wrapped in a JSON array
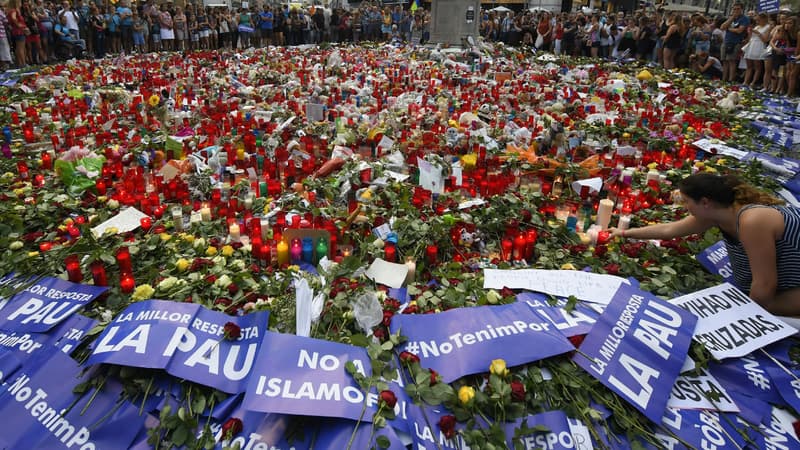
[
  {"x1": 695, "y1": 241, "x2": 736, "y2": 285},
  {"x1": 671, "y1": 283, "x2": 795, "y2": 359}
]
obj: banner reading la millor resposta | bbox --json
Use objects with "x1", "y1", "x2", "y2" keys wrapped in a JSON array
[{"x1": 573, "y1": 285, "x2": 697, "y2": 422}]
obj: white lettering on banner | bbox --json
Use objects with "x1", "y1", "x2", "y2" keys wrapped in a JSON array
[
  {"x1": 94, "y1": 324, "x2": 150, "y2": 354},
  {"x1": 763, "y1": 410, "x2": 792, "y2": 450},
  {"x1": 136, "y1": 309, "x2": 191, "y2": 324},
  {"x1": 5, "y1": 298, "x2": 84, "y2": 325},
  {"x1": 162, "y1": 328, "x2": 258, "y2": 380},
  {"x1": 589, "y1": 295, "x2": 644, "y2": 375},
  {"x1": 296, "y1": 350, "x2": 367, "y2": 376},
  {"x1": 0, "y1": 331, "x2": 44, "y2": 354},
  {"x1": 706, "y1": 248, "x2": 728, "y2": 265},
  {"x1": 742, "y1": 356, "x2": 772, "y2": 391},
  {"x1": 566, "y1": 418, "x2": 594, "y2": 450},
  {"x1": 6, "y1": 374, "x2": 97, "y2": 449},
  {"x1": 414, "y1": 422, "x2": 471, "y2": 449},
  {"x1": 255, "y1": 376, "x2": 364, "y2": 403},
  {"x1": 632, "y1": 301, "x2": 682, "y2": 360},
  {"x1": 698, "y1": 412, "x2": 726, "y2": 450},
  {"x1": 520, "y1": 432, "x2": 575, "y2": 450},
  {"x1": 211, "y1": 424, "x2": 301, "y2": 450},
  {"x1": 526, "y1": 300, "x2": 596, "y2": 331},
  {"x1": 657, "y1": 409, "x2": 683, "y2": 450},
  {"x1": 405, "y1": 320, "x2": 552, "y2": 359},
  {"x1": 608, "y1": 353, "x2": 660, "y2": 409}
]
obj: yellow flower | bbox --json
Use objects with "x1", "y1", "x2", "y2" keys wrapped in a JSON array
[
  {"x1": 176, "y1": 258, "x2": 190, "y2": 272},
  {"x1": 27, "y1": 251, "x2": 40, "y2": 257},
  {"x1": 460, "y1": 153, "x2": 477, "y2": 170},
  {"x1": 104, "y1": 227, "x2": 119, "y2": 235},
  {"x1": 221, "y1": 245, "x2": 235, "y2": 257},
  {"x1": 206, "y1": 246, "x2": 218, "y2": 256},
  {"x1": 489, "y1": 359, "x2": 509, "y2": 377},
  {"x1": 9, "y1": 241, "x2": 23, "y2": 250},
  {"x1": 560, "y1": 263, "x2": 577, "y2": 271},
  {"x1": 180, "y1": 233, "x2": 195, "y2": 244},
  {"x1": 458, "y1": 386, "x2": 475, "y2": 405},
  {"x1": 148, "y1": 94, "x2": 160, "y2": 107},
  {"x1": 131, "y1": 284, "x2": 155, "y2": 302},
  {"x1": 705, "y1": 166, "x2": 718, "y2": 173},
  {"x1": 160, "y1": 233, "x2": 172, "y2": 242}
]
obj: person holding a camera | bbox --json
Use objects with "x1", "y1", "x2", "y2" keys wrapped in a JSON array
[{"x1": 720, "y1": 2, "x2": 749, "y2": 83}]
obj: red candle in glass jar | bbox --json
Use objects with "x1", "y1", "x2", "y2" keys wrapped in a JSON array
[
  {"x1": 425, "y1": 244, "x2": 438, "y2": 265},
  {"x1": 513, "y1": 233, "x2": 527, "y2": 261},
  {"x1": 140, "y1": 217, "x2": 152, "y2": 232},
  {"x1": 65, "y1": 255, "x2": 83, "y2": 282},
  {"x1": 116, "y1": 247, "x2": 132, "y2": 274},
  {"x1": 525, "y1": 230, "x2": 538, "y2": 260},
  {"x1": 90, "y1": 261, "x2": 107, "y2": 286},
  {"x1": 501, "y1": 238, "x2": 514, "y2": 261},
  {"x1": 384, "y1": 243, "x2": 397, "y2": 263},
  {"x1": 120, "y1": 274, "x2": 136, "y2": 293}
]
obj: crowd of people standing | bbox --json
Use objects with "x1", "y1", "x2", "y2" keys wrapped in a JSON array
[
  {"x1": 481, "y1": 4, "x2": 800, "y2": 96},
  {"x1": 1, "y1": 0, "x2": 799, "y2": 97},
  {"x1": 0, "y1": 0, "x2": 432, "y2": 69}
]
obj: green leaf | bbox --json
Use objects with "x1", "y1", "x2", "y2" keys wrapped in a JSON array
[
  {"x1": 375, "y1": 435, "x2": 391, "y2": 448},
  {"x1": 172, "y1": 425, "x2": 190, "y2": 446},
  {"x1": 349, "y1": 334, "x2": 370, "y2": 347}
]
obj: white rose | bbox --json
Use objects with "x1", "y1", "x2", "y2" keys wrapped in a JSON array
[
  {"x1": 158, "y1": 276, "x2": 179, "y2": 291},
  {"x1": 214, "y1": 274, "x2": 233, "y2": 289},
  {"x1": 194, "y1": 237, "x2": 206, "y2": 249}
]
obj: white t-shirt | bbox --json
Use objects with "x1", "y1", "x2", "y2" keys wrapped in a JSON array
[{"x1": 59, "y1": 8, "x2": 80, "y2": 30}]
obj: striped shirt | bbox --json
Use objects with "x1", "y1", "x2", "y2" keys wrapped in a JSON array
[{"x1": 723, "y1": 204, "x2": 800, "y2": 292}]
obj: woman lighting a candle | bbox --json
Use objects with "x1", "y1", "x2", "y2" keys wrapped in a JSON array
[{"x1": 608, "y1": 173, "x2": 800, "y2": 315}]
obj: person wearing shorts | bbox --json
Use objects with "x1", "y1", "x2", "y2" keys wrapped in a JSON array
[
  {"x1": 159, "y1": 4, "x2": 173, "y2": 51},
  {"x1": 131, "y1": 9, "x2": 144, "y2": 52},
  {"x1": 720, "y1": 3, "x2": 749, "y2": 82},
  {"x1": 173, "y1": 6, "x2": 186, "y2": 50}
]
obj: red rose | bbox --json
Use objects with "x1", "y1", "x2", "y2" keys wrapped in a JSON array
[
  {"x1": 438, "y1": 415, "x2": 457, "y2": 439},
  {"x1": 372, "y1": 327, "x2": 386, "y2": 341},
  {"x1": 220, "y1": 417, "x2": 243, "y2": 440},
  {"x1": 379, "y1": 390, "x2": 397, "y2": 408},
  {"x1": 594, "y1": 244, "x2": 608, "y2": 257},
  {"x1": 499, "y1": 287, "x2": 516, "y2": 298},
  {"x1": 205, "y1": 274, "x2": 218, "y2": 283},
  {"x1": 603, "y1": 263, "x2": 620, "y2": 275},
  {"x1": 382, "y1": 310, "x2": 394, "y2": 327},
  {"x1": 569, "y1": 334, "x2": 586, "y2": 348},
  {"x1": 429, "y1": 369, "x2": 439, "y2": 386},
  {"x1": 399, "y1": 351, "x2": 420, "y2": 364},
  {"x1": 228, "y1": 283, "x2": 239, "y2": 294},
  {"x1": 223, "y1": 322, "x2": 241, "y2": 340},
  {"x1": 510, "y1": 380, "x2": 526, "y2": 402}
]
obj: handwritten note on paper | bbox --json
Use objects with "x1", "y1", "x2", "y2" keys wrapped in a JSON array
[
  {"x1": 366, "y1": 258, "x2": 409, "y2": 289},
  {"x1": 91, "y1": 207, "x2": 148, "y2": 237},
  {"x1": 692, "y1": 139, "x2": 749, "y2": 160},
  {"x1": 417, "y1": 157, "x2": 444, "y2": 194},
  {"x1": 482, "y1": 269, "x2": 629, "y2": 304}
]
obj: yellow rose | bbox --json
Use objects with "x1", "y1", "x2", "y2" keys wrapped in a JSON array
[
  {"x1": 131, "y1": 284, "x2": 155, "y2": 302},
  {"x1": 27, "y1": 251, "x2": 40, "y2": 257},
  {"x1": 9, "y1": 241, "x2": 24, "y2": 250},
  {"x1": 176, "y1": 258, "x2": 190, "y2": 272},
  {"x1": 489, "y1": 359, "x2": 509, "y2": 377},
  {"x1": 460, "y1": 153, "x2": 477, "y2": 170},
  {"x1": 206, "y1": 246, "x2": 218, "y2": 256},
  {"x1": 221, "y1": 245, "x2": 235, "y2": 257},
  {"x1": 458, "y1": 386, "x2": 475, "y2": 405},
  {"x1": 180, "y1": 233, "x2": 195, "y2": 244},
  {"x1": 160, "y1": 233, "x2": 172, "y2": 242},
  {"x1": 560, "y1": 263, "x2": 577, "y2": 271}
]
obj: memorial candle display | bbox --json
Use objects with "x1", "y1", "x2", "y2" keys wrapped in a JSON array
[{"x1": 596, "y1": 199, "x2": 614, "y2": 230}]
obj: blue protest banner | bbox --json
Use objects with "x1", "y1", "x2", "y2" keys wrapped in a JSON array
[
  {"x1": 758, "y1": 0, "x2": 780, "y2": 12},
  {"x1": 728, "y1": 390, "x2": 773, "y2": 426},
  {"x1": 391, "y1": 301, "x2": 574, "y2": 383},
  {"x1": 505, "y1": 411, "x2": 577, "y2": 450},
  {"x1": 242, "y1": 331, "x2": 375, "y2": 421},
  {"x1": 406, "y1": 403, "x2": 468, "y2": 450},
  {"x1": 518, "y1": 292, "x2": 599, "y2": 337},
  {"x1": 315, "y1": 418, "x2": 407, "y2": 450},
  {"x1": 207, "y1": 405, "x2": 314, "y2": 450},
  {"x1": 0, "y1": 277, "x2": 107, "y2": 333},
  {"x1": 754, "y1": 407, "x2": 800, "y2": 450},
  {"x1": 88, "y1": 300, "x2": 269, "y2": 393},
  {"x1": 573, "y1": 285, "x2": 697, "y2": 422},
  {"x1": 50, "y1": 314, "x2": 96, "y2": 354},
  {"x1": 708, "y1": 353, "x2": 786, "y2": 407},
  {"x1": 658, "y1": 409, "x2": 747, "y2": 450},
  {"x1": 696, "y1": 241, "x2": 736, "y2": 285},
  {"x1": 767, "y1": 365, "x2": 800, "y2": 414},
  {"x1": 0, "y1": 349, "x2": 145, "y2": 450},
  {"x1": 0, "y1": 348, "x2": 21, "y2": 383}
]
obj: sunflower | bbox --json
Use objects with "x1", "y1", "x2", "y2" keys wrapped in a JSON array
[{"x1": 147, "y1": 94, "x2": 161, "y2": 107}]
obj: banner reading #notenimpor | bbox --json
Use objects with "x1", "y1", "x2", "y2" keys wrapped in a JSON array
[{"x1": 391, "y1": 301, "x2": 575, "y2": 383}]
